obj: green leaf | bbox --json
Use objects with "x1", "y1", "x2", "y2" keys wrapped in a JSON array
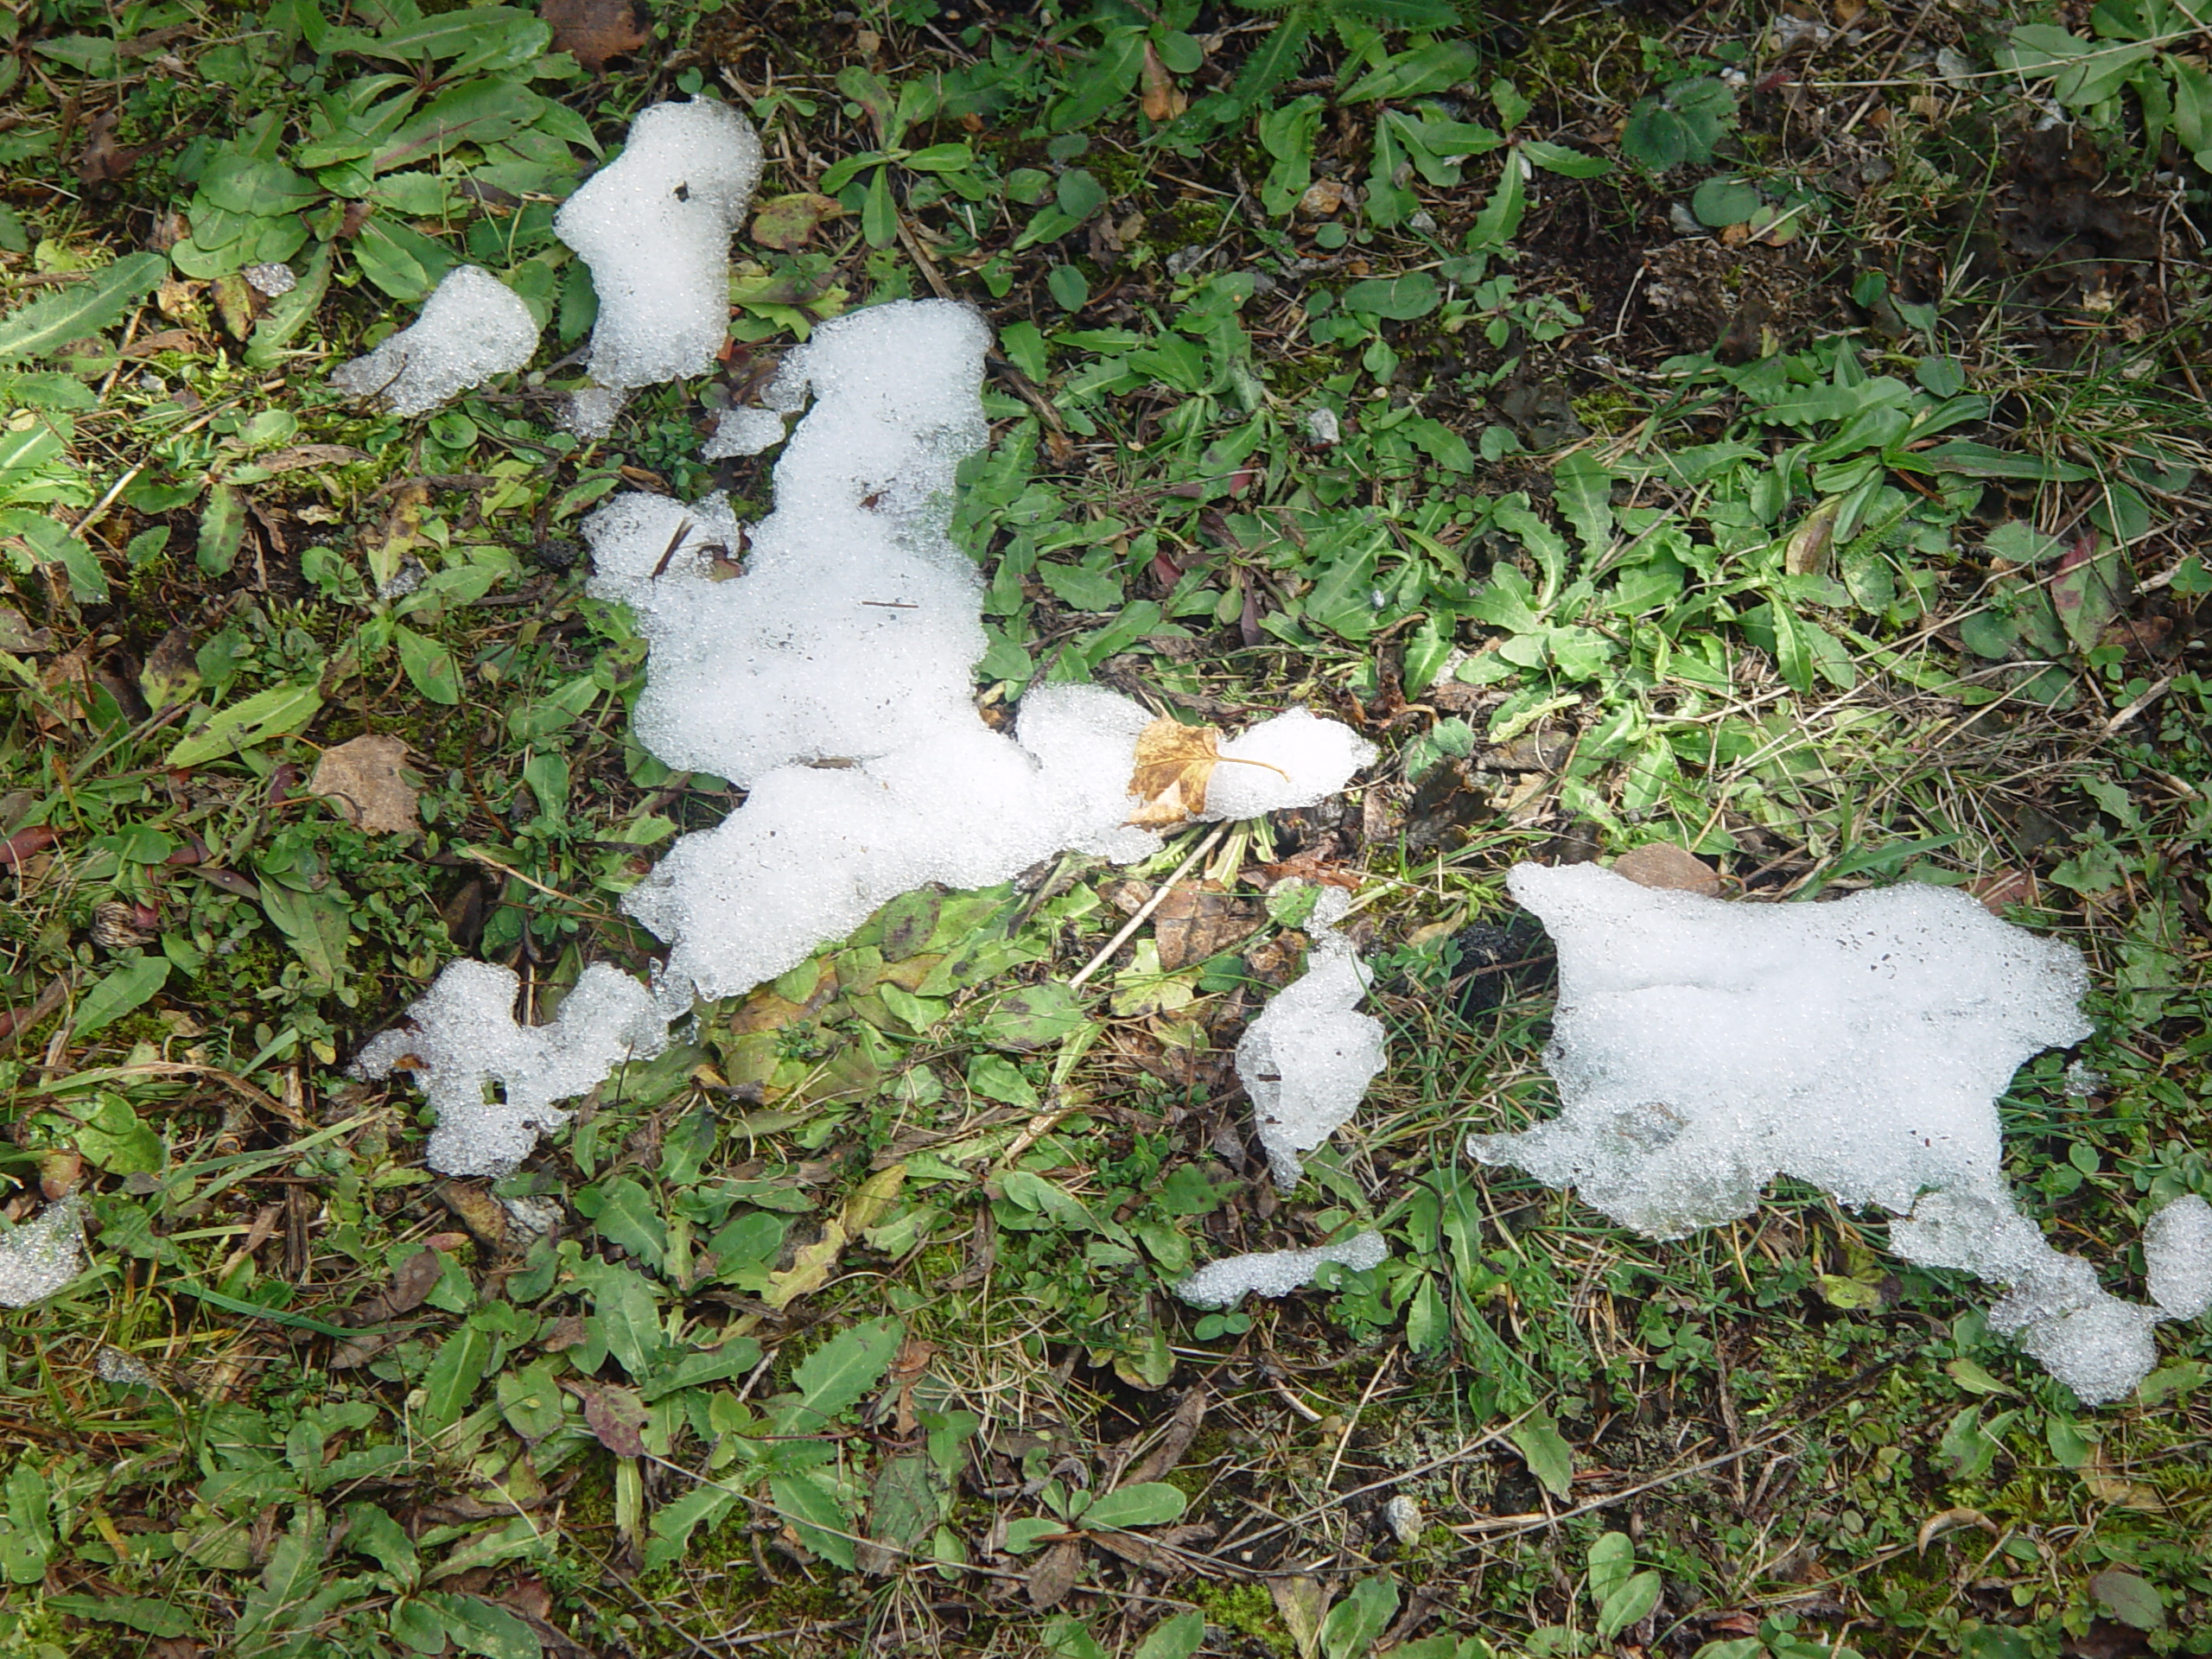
[
  {"x1": 260, "y1": 880, "x2": 350, "y2": 989},
  {"x1": 1815, "y1": 1273, "x2": 1881, "y2": 1310},
  {"x1": 1510, "y1": 1410, "x2": 1574, "y2": 1498},
  {"x1": 1004, "y1": 1516, "x2": 1068, "y2": 1554},
  {"x1": 862, "y1": 166, "x2": 899, "y2": 249},
  {"x1": 1320, "y1": 1574, "x2": 1400, "y2": 1659},
  {"x1": 374, "y1": 78, "x2": 543, "y2": 174},
  {"x1": 1691, "y1": 177, "x2": 1763, "y2": 227},
  {"x1": 394, "y1": 623, "x2": 463, "y2": 704},
  {"x1": 195, "y1": 482, "x2": 247, "y2": 576},
  {"x1": 1467, "y1": 151, "x2": 1527, "y2": 251},
  {"x1": 643, "y1": 1483, "x2": 741, "y2": 1573},
  {"x1": 0, "y1": 253, "x2": 166, "y2": 365},
  {"x1": 576, "y1": 1258, "x2": 665, "y2": 1377},
  {"x1": 583, "y1": 1175, "x2": 668, "y2": 1272},
  {"x1": 1340, "y1": 41, "x2": 1482, "y2": 104},
  {"x1": 0, "y1": 1464, "x2": 52, "y2": 1586},
  {"x1": 1587, "y1": 1530, "x2": 1635, "y2": 1603},
  {"x1": 1081, "y1": 1482, "x2": 1187, "y2": 1530},
  {"x1": 2090, "y1": 1569, "x2": 2165, "y2": 1632},
  {"x1": 71, "y1": 955, "x2": 170, "y2": 1039},
  {"x1": 1597, "y1": 1569, "x2": 1663, "y2": 1641},
  {"x1": 2051, "y1": 544, "x2": 2128, "y2": 652},
  {"x1": 866, "y1": 1452, "x2": 940, "y2": 1558},
  {"x1": 44, "y1": 1595, "x2": 192, "y2": 1638},
  {"x1": 779, "y1": 1318, "x2": 904, "y2": 1433},
  {"x1": 168, "y1": 682, "x2": 326, "y2": 767},
  {"x1": 420, "y1": 1320, "x2": 492, "y2": 1430},
  {"x1": 1048, "y1": 264, "x2": 1090, "y2": 311},
  {"x1": 426, "y1": 1591, "x2": 544, "y2": 1659},
  {"x1": 342, "y1": 1501, "x2": 420, "y2": 1588},
  {"x1": 76, "y1": 1096, "x2": 164, "y2": 1173},
  {"x1": 1339, "y1": 270, "x2": 1440, "y2": 320},
  {"x1": 1519, "y1": 139, "x2": 1612, "y2": 177},
  {"x1": 1135, "y1": 1611, "x2": 1207, "y2": 1659},
  {"x1": 246, "y1": 239, "x2": 335, "y2": 368},
  {"x1": 772, "y1": 1470, "x2": 858, "y2": 1569},
  {"x1": 1946, "y1": 1357, "x2": 2017, "y2": 1396}
]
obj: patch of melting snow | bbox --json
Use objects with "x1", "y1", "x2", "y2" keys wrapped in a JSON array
[
  {"x1": 0, "y1": 1198, "x2": 85, "y2": 1306},
  {"x1": 328, "y1": 265, "x2": 540, "y2": 416},
  {"x1": 1472, "y1": 861, "x2": 2210, "y2": 1403},
  {"x1": 1240, "y1": 887, "x2": 1387, "y2": 1190},
  {"x1": 1176, "y1": 1230, "x2": 1388, "y2": 1308},
  {"x1": 361, "y1": 296, "x2": 1373, "y2": 1168},
  {"x1": 354, "y1": 961, "x2": 666, "y2": 1176},
  {"x1": 555, "y1": 97, "x2": 763, "y2": 433}
]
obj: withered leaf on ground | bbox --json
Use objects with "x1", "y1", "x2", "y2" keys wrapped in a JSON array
[
  {"x1": 140, "y1": 626, "x2": 199, "y2": 713},
  {"x1": 1152, "y1": 882, "x2": 1259, "y2": 971},
  {"x1": 1125, "y1": 716, "x2": 1285, "y2": 829},
  {"x1": 310, "y1": 734, "x2": 420, "y2": 834},
  {"x1": 347, "y1": 1244, "x2": 442, "y2": 1325},
  {"x1": 753, "y1": 193, "x2": 846, "y2": 251},
  {"x1": 568, "y1": 1379, "x2": 649, "y2": 1457},
  {"x1": 1611, "y1": 842, "x2": 1723, "y2": 897},
  {"x1": 540, "y1": 0, "x2": 647, "y2": 71},
  {"x1": 1139, "y1": 40, "x2": 1186, "y2": 123},
  {"x1": 1027, "y1": 1538, "x2": 1084, "y2": 1609}
]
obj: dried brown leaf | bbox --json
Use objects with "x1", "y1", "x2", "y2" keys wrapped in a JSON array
[
  {"x1": 1153, "y1": 883, "x2": 1259, "y2": 971},
  {"x1": 569, "y1": 1380, "x2": 649, "y2": 1457},
  {"x1": 1125, "y1": 716, "x2": 1286, "y2": 829},
  {"x1": 1027, "y1": 1539, "x2": 1084, "y2": 1609},
  {"x1": 1784, "y1": 499, "x2": 1840, "y2": 578},
  {"x1": 1139, "y1": 40, "x2": 1185, "y2": 123},
  {"x1": 310, "y1": 734, "x2": 420, "y2": 834},
  {"x1": 753, "y1": 193, "x2": 847, "y2": 251},
  {"x1": 1611, "y1": 842, "x2": 1722, "y2": 896},
  {"x1": 541, "y1": 0, "x2": 647, "y2": 71}
]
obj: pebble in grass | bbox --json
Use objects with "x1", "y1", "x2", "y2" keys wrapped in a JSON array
[{"x1": 1471, "y1": 861, "x2": 2209, "y2": 1406}]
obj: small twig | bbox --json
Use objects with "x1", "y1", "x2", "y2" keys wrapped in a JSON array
[
  {"x1": 1066, "y1": 823, "x2": 1227, "y2": 990},
  {"x1": 2101, "y1": 674, "x2": 2172, "y2": 736}
]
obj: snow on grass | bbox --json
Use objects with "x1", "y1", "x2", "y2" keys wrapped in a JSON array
[
  {"x1": 1239, "y1": 887, "x2": 1387, "y2": 1191},
  {"x1": 1471, "y1": 861, "x2": 2200, "y2": 1403},
  {"x1": 328, "y1": 265, "x2": 540, "y2": 416},
  {"x1": 1176, "y1": 1230, "x2": 1387, "y2": 1308}
]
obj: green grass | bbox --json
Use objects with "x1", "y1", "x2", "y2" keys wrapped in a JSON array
[{"x1": 1, "y1": 0, "x2": 2209, "y2": 1654}]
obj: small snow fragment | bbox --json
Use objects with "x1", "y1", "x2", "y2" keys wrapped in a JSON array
[
  {"x1": 1176, "y1": 1230, "x2": 1388, "y2": 1308},
  {"x1": 2064, "y1": 1059, "x2": 2105, "y2": 1098},
  {"x1": 1304, "y1": 407, "x2": 1341, "y2": 446},
  {"x1": 499, "y1": 1194, "x2": 566, "y2": 1241},
  {"x1": 355, "y1": 961, "x2": 667, "y2": 1175},
  {"x1": 1471, "y1": 862, "x2": 2201, "y2": 1404},
  {"x1": 329, "y1": 265, "x2": 540, "y2": 416},
  {"x1": 1383, "y1": 1494, "x2": 1422, "y2": 1544},
  {"x1": 556, "y1": 98, "x2": 763, "y2": 397},
  {"x1": 97, "y1": 1346, "x2": 155, "y2": 1386},
  {"x1": 0, "y1": 1198, "x2": 84, "y2": 1306},
  {"x1": 244, "y1": 262, "x2": 296, "y2": 297},
  {"x1": 2145, "y1": 1195, "x2": 2212, "y2": 1320},
  {"x1": 1242, "y1": 890, "x2": 1387, "y2": 1191},
  {"x1": 565, "y1": 385, "x2": 630, "y2": 439},
  {"x1": 703, "y1": 407, "x2": 788, "y2": 460},
  {"x1": 1205, "y1": 709, "x2": 1376, "y2": 822}
]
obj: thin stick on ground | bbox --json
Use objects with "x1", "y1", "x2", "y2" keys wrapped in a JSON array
[{"x1": 1066, "y1": 823, "x2": 1228, "y2": 990}]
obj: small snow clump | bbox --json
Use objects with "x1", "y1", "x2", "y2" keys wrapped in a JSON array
[
  {"x1": 1473, "y1": 861, "x2": 2202, "y2": 1403},
  {"x1": 1176, "y1": 1230, "x2": 1388, "y2": 1308},
  {"x1": 354, "y1": 960, "x2": 666, "y2": 1175},
  {"x1": 555, "y1": 97, "x2": 763, "y2": 427},
  {"x1": 1240, "y1": 888, "x2": 1387, "y2": 1190},
  {"x1": 0, "y1": 1198, "x2": 84, "y2": 1306},
  {"x1": 328, "y1": 264, "x2": 540, "y2": 416},
  {"x1": 2145, "y1": 1194, "x2": 2212, "y2": 1320}
]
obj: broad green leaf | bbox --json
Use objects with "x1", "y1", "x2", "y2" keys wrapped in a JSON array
[
  {"x1": 866, "y1": 1452, "x2": 940, "y2": 1559},
  {"x1": 576, "y1": 1258, "x2": 664, "y2": 1377},
  {"x1": 1341, "y1": 41, "x2": 1482, "y2": 104},
  {"x1": 196, "y1": 482, "x2": 247, "y2": 575},
  {"x1": 1587, "y1": 1530, "x2": 1635, "y2": 1603},
  {"x1": 1520, "y1": 139, "x2": 1612, "y2": 176},
  {"x1": 43, "y1": 1595, "x2": 191, "y2": 1638},
  {"x1": 168, "y1": 682, "x2": 326, "y2": 767},
  {"x1": 2090, "y1": 1568, "x2": 2165, "y2": 1631},
  {"x1": 342, "y1": 1501, "x2": 419, "y2": 1588},
  {"x1": 1553, "y1": 450, "x2": 1614, "y2": 556},
  {"x1": 76, "y1": 1096, "x2": 163, "y2": 1173},
  {"x1": 581, "y1": 1175, "x2": 667, "y2": 1271},
  {"x1": 1320, "y1": 1574, "x2": 1400, "y2": 1659},
  {"x1": 0, "y1": 253, "x2": 165, "y2": 365},
  {"x1": 426, "y1": 1590, "x2": 544, "y2": 1659},
  {"x1": 1691, "y1": 177, "x2": 1763, "y2": 227},
  {"x1": 779, "y1": 1318, "x2": 904, "y2": 1434},
  {"x1": 420, "y1": 1321, "x2": 492, "y2": 1430},
  {"x1": 1597, "y1": 1569, "x2": 1663, "y2": 1640},
  {"x1": 1004, "y1": 1516, "x2": 1067, "y2": 1554},
  {"x1": 394, "y1": 623, "x2": 463, "y2": 704},
  {"x1": 772, "y1": 1470, "x2": 858, "y2": 1569},
  {"x1": 1081, "y1": 1482, "x2": 1186, "y2": 1530},
  {"x1": 374, "y1": 79, "x2": 542, "y2": 174},
  {"x1": 0, "y1": 1465, "x2": 51, "y2": 1586},
  {"x1": 643, "y1": 1483, "x2": 741, "y2": 1573},
  {"x1": 1946, "y1": 1357, "x2": 2017, "y2": 1396},
  {"x1": 1135, "y1": 1611, "x2": 1207, "y2": 1659},
  {"x1": 72, "y1": 955, "x2": 170, "y2": 1039},
  {"x1": 1339, "y1": 270, "x2": 1440, "y2": 320},
  {"x1": 1510, "y1": 1409, "x2": 1574, "y2": 1498},
  {"x1": 1468, "y1": 150, "x2": 1527, "y2": 250},
  {"x1": 260, "y1": 880, "x2": 349, "y2": 988}
]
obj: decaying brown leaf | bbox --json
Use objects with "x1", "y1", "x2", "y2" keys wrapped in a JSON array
[
  {"x1": 310, "y1": 734, "x2": 420, "y2": 834},
  {"x1": 541, "y1": 0, "x2": 648, "y2": 71},
  {"x1": 1784, "y1": 498, "x2": 1840, "y2": 578},
  {"x1": 752, "y1": 192, "x2": 846, "y2": 251},
  {"x1": 77, "y1": 110, "x2": 150, "y2": 188},
  {"x1": 1611, "y1": 842, "x2": 1722, "y2": 896},
  {"x1": 1153, "y1": 882, "x2": 1260, "y2": 971},
  {"x1": 1139, "y1": 41, "x2": 1186, "y2": 123},
  {"x1": 1027, "y1": 1538, "x2": 1084, "y2": 1609},
  {"x1": 765, "y1": 1163, "x2": 906, "y2": 1309},
  {"x1": 140, "y1": 626, "x2": 199, "y2": 713},
  {"x1": 568, "y1": 1379, "x2": 649, "y2": 1457},
  {"x1": 1125, "y1": 716, "x2": 1286, "y2": 829}
]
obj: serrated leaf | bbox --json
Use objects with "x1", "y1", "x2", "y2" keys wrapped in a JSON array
[
  {"x1": 43, "y1": 1595, "x2": 191, "y2": 1638},
  {"x1": 779, "y1": 1318, "x2": 904, "y2": 1434},
  {"x1": 420, "y1": 1320, "x2": 491, "y2": 1430},
  {"x1": 583, "y1": 1175, "x2": 666, "y2": 1271},
  {"x1": 576, "y1": 1257, "x2": 664, "y2": 1377},
  {"x1": 1510, "y1": 1410, "x2": 1574, "y2": 1498},
  {"x1": 342, "y1": 1501, "x2": 419, "y2": 1588},
  {"x1": 0, "y1": 253, "x2": 165, "y2": 365},
  {"x1": 772, "y1": 1469, "x2": 858, "y2": 1568},
  {"x1": 168, "y1": 682, "x2": 326, "y2": 767},
  {"x1": 426, "y1": 1590, "x2": 544, "y2": 1659}
]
